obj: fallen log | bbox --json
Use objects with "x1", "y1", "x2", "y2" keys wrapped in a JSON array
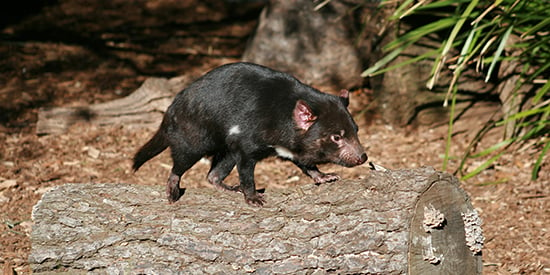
[
  {"x1": 35, "y1": 76, "x2": 190, "y2": 135},
  {"x1": 29, "y1": 167, "x2": 483, "y2": 274}
]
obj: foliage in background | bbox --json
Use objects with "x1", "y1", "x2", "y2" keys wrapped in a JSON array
[{"x1": 363, "y1": 0, "x2": 549, "y2": 181}]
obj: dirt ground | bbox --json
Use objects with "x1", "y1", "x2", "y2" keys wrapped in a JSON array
[{"x1": 0, "y1": 1, "x2": 548, "y2": 274}]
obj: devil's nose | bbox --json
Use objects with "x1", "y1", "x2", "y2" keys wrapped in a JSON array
[{"x1": 359, "y1": 153, "x2": 368, "y2": 164}]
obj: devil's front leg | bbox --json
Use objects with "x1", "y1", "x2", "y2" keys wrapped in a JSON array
[
  {"x1": 293, "y1": 161, "x2": 340, "y2": 184},
  {"x1": 235, "y1": 155, "x2": 265, "y2": 207}
]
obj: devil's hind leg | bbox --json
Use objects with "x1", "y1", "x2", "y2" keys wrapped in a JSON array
[
  {"x1": 166, "y1": 145, "x2": 202, "y2": 203},
  {"x1": 207, "y1": 151, "x2": 238, "y2": 192}
]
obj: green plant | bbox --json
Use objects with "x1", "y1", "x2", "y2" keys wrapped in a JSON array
[{"x1": 363, "y1": 0, "x2": 549, "y2": 180}]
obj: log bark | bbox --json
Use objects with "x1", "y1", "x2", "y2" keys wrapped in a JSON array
[
  {"x1": 35, "y1": 76, "x2": 190, "y2": 135},
  {"x1": 30, "y1": 167, "x2": 483, "y2": 274}
]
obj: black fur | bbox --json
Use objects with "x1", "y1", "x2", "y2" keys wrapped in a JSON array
[{"x1": 133, "y1": 62, "x2": 367, "y2": 206}]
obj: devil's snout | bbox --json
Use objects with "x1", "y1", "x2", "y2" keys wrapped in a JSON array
[
  {"x1": 350, "y1": 151, "x2": 367, "y2": 166},
  {"x1": 339, "y1": 142, "x2": 368, "y2": 167},
  {"x1": 358, "y1": 152, "x2": 368, "y2": 164}
]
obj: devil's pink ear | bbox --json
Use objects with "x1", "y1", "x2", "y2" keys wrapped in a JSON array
[
  {"x1": 293, "y1": 100, "x2": 317, "y2": 131},
  {"x1": 339, "y1": 89, "x2": 349, "y2": 107}
]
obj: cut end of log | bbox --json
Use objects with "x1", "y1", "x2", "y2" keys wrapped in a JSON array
[{"x1": 408, "y1": 171, "x2": 483, "y2": 274}]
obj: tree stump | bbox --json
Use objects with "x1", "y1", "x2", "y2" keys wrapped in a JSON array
[
  {"x1": 29, "y1": 167, "x2": 483, "y2": 274},
  {"x1": 242, "y1": 0, "x2": 363, "y2": 89}
]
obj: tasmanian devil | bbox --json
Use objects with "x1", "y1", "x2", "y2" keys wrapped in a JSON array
[{"x1": 132, "y1": 62, "x2": 367, "y2": 206}]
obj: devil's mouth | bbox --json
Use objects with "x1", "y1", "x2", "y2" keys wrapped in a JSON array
[{"x1": 336, "y1": 154, "x2": 368, "y2": 167}]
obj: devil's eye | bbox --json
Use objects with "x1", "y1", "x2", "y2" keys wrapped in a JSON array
[{"x1": 331, "y1": 134, "x2": 342, "y2": 142}]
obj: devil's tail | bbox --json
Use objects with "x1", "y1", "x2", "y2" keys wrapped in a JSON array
[{"x1": 132, "y1": 125, "x2": 169, "y2": 171}]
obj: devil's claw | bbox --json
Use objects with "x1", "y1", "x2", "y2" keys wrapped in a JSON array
[
  {"x1": 245, "y1": 193, "x2": 266, "y2": 207},
  {"x1": 313, "y1": 173, "x2": 341, "y2": 184}
]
